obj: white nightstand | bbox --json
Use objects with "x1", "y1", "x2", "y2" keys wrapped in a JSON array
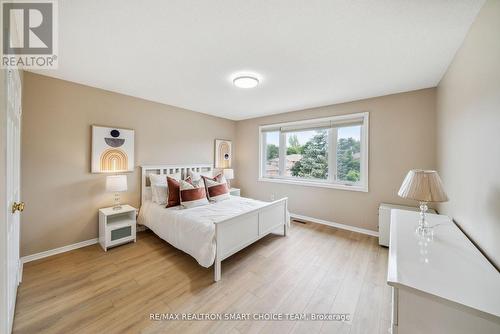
[
  {"x1": 99, "y1": 205, "x2": 137, "y2": 251},
  {"x1": 229, "y1": 188, "x2": 240, "y2": 196}
]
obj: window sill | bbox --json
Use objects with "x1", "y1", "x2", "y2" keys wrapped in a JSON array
[{"x1": 258, "y1": 177, "x2": 368, "y2": 192}]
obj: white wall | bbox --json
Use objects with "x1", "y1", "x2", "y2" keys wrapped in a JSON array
[{"x1": 436, "y1": 0, "x2": 500, "y2": 268}]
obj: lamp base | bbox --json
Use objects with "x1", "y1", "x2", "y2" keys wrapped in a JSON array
[
  {"x1": 416, "y1": 201, "x2": 433, "y2": 236},
  {"x1": 416, "y1": 223, "x2": 433, "y2": 237},
  {"x1": 112, "y1": 192, "x2": 122, "y2": 210}
]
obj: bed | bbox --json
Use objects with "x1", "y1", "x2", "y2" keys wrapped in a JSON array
[{"x1": 138, "y1": 164, "x2": 289, "y2": 282}]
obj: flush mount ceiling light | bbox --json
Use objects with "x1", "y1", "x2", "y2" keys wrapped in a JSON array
[{"x1": 233, "y1": 75, "x2": 259, "y2": 88}]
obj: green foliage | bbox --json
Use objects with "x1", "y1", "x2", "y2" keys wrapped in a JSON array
[
  {"x1": 346, "y1": 169, "x2": 360, "y2": 182},
  {"x1": 288, "y1": 131, "x2": 361, "y2": 182},
  {"x1": 266, "y1": 144, "x2": 279, "y2": 160},
  {"x1": 267, "y1": 129, "x2": 360, "y2": 182},
  {"x1": 286, "y1": 134, "x2": 304, "y2": 155},
  {"x1": 336, "y1": 138, "x2": 360, "y2": 182},
  {"x1": 288, "y1": 134, "x2": 300, "y2": 148},
  {"x1": 290, "y1": 131, "x2": 328, "y2": 179}
]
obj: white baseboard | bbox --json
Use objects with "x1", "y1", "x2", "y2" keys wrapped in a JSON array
[
  {"x1": 21, "y1": 238, "x2": 98, "y2": 264},
  {"x1": 290, "y1": 213, "x2": 379, "y2": 237}
]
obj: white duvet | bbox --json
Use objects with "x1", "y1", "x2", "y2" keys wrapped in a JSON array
[{"x1": 138, "y1": 196, "x2": 272, "y2": 267}]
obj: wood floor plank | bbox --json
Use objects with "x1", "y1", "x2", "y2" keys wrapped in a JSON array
[
  {"x1": 290, "y1": 230, "x2": 360, "y2": 334},
  {"x1": 319, "y1": 233, "x2": 376, "y2": 334},
  {"x1": 13, "y1": 221, "x2": 390, "y2": 334}
]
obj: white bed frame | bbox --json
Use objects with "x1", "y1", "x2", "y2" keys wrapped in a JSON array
[{"x1": 141, "y1": 164, "x2": 288, "y2": 282}]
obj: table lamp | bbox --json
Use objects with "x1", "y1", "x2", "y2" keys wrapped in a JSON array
[
  {"x1": 106, "y1": 175, "x2": 127, "y2": 210},
  {"x1": 223, "y1": 168, "x2": 234, "y2": 188},
  {"x1": 398, "y1": 170, "x2": 448, "y2": 235}
]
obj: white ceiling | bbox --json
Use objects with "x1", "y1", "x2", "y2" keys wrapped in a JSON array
[{"x1": 32, "y1": 0, "x2": 485, "y2": 120}]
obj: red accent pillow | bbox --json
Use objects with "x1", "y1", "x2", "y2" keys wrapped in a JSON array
[
  {"x1": 166, "y1": 176, "x2": 181, "y2": 208},
  {"x1": 202, "y1": 173, "x2": 230, "y2": 202},
  {"x1": 179, "y1": 177, "x2": 209, "y2": 208}
]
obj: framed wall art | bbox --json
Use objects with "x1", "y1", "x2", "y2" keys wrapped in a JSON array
[
  {"x1": 91, "y1": 125, "x2": 135, "y2": 173},
  {"x1": 215, "y1": 139, "x2": 232, "y2": 169}
]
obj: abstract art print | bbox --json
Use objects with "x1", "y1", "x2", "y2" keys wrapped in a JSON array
[
  {"x1": 215, "y1": 139, "x2": 232, "y2": 169},
  {"x1": 91, "y1": 126, "x2": 134, "y2": 173}
]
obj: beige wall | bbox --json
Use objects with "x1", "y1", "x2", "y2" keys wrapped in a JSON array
[
  {"x1": 233, "y1": 88, "x2": 436, "y2": 232},
  {"x1": 21, "y1": 72, "x2": 236, "y2": 256},
  {"x1": 436, "y1": 0, "x2": 500, "y2": 268}
]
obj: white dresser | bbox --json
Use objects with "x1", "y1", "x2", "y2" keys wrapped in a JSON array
[{"x1": 387, "y1": 209, "x2": 500, "y2": 334}]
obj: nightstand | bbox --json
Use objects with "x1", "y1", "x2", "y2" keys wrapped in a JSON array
[
  {"x1": 229, "y1": 188, "x2": 240, "y2": 196},
  {"x1": 99, "y1": 205, "x2": 137, "y2": 251}
]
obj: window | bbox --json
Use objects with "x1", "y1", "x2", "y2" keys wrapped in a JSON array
[
  {"x1": 285, "y1": 129, "x2": 328, "y2": 180},
  {"x1": 259, "y1": 112, "x2": 368, "y2": 192},
  {"x1": 263, "y1": 131, "x2": 280, "y2": 177}
]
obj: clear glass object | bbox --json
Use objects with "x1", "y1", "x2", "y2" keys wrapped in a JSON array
[
  {"x1": 416, "y1": 201, "x2": 433, "y2": 236},
  {"x1": 113, "y1": 192, "x2": 122, "y2": 210}
]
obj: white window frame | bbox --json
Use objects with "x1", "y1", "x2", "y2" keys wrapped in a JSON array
[{"x1": 258, "y1": 112, "x2": 369, "y2": 192}]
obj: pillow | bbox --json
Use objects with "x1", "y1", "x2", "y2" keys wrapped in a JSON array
[
  {"x1": 149, "y1": 172, "x2": 181, "y2": 204},
  {"x1": 166, "y1": 176, "x2": 182, "y2": 208},
  {"x1": 202, "y1": 173, "x2": 230, "y2": 202},
  {"x1": 187, "y1": 170, "x2": 213, "y2": 185},
  {"x1": 179, "y1": 177, "x2": 209, "y2": 209}
]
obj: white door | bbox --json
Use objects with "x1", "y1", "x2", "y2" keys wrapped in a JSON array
[{"x1": 5, "y1": 68, "x2": 22, "y2": 333}]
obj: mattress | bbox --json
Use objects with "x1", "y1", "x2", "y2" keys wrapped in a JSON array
[{"x1": 138, "y1": 196, "x2": 270, "y2": 267}]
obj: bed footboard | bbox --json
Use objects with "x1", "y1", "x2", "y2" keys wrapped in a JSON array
[{"x1": 213, "y1": 197, "x2": 288, "y2": 282}]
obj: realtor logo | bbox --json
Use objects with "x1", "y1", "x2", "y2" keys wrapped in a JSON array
[{"x1": 1, "y1": 0, "x2": 58, "y2": 69}]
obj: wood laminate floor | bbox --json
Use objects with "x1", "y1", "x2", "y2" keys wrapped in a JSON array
[{"x1": 13, "y1": 221, "x2": 390, "y2": 334}]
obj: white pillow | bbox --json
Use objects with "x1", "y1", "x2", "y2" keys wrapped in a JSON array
[
  {"x1": 187, "y1": 170, "x2": 213, "y2": 184},
  {"x1": 149, "y1": 172, "x2": 181, "y2": 204}
]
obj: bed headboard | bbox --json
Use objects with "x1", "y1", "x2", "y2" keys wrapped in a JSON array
[{"x1": 140, "y1": 164, "x2": 213, "y2": 206}]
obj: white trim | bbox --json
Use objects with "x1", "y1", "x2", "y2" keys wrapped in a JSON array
[
  {"x1": 290, "y1": 213, "x2": 378, "y2": 237},
  {"x1": 259, "y1": 112, "x2": 368, "y2": 131},
  {"x1": 328, "y1": 127, "x2": 337, "y2": 182},
  {"x1": 360, "y1": 112, "x2": 369, "y2": 187},
  {"x1": 1, "y1": 70, "x2": 9, "y2": 334},
  {"x1": 259, "y1": 177, "x2": 368, "y2": 192},
  {"x1": 21, "y1": 238, "x2": 98, "y2": 264},
  {"x1": 2, "y1": 68, "x2": 22, "y2": 334}
]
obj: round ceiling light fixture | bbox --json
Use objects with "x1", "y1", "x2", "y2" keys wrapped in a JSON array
[{"x1": 233, "y1": 75, "x2": 260, "y2": 88}]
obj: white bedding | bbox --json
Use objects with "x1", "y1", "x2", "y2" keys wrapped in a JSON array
[{"x1": 138, "y1": 196, "x2": 274, "y2": 267}]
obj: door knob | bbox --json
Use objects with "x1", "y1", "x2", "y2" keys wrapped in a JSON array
[{"x1": 11, "y1": 202, "x2": 25, "y2": 213}]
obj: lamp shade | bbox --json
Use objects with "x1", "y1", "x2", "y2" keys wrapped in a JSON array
[
  {"x1": 223, "y1": 168, "x2": 234, "y2": 180},
  {"x1": 398, "y1": 170, "x2": 448, "y2": 202},
  {"x1": 106, "y1": 175, "x2": 127, "y2": 192}
]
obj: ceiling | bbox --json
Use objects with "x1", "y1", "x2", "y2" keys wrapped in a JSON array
[{"x1": 32, "y1": 0, "x2": 485, "y2": 120}]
